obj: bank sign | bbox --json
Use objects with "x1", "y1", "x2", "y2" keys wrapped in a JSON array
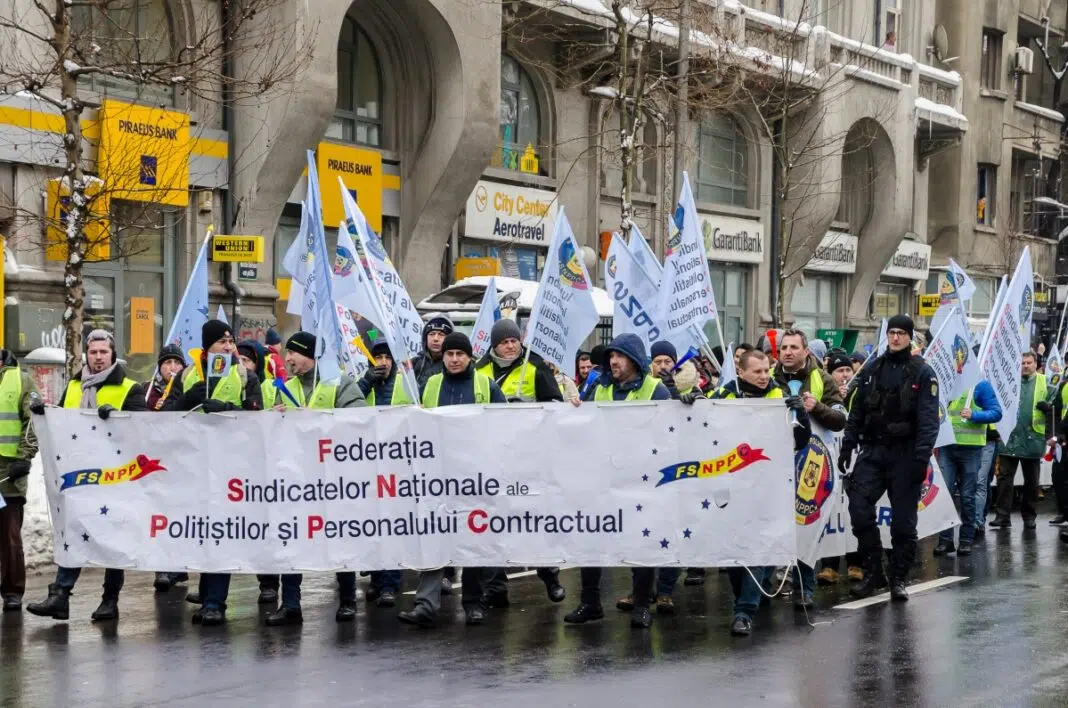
[
  {"x1": 699, "y1": 214, "x2": 763, "y2": 264},
  {"x1": 882, "y1": 239, "x2": 932, "y2": 281},
  {"x1": 464, "y1": 180, "x2": 556, "y2": 246},
  {"x1": 806, "y1": 232, "x2": 858, "y2": 274},
  {"x1": 99, "y1": 99, "x2": 190, "y2": 207}
]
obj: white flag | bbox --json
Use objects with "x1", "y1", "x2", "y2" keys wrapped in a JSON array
[
  {"x1": 1046, "y1": 343, "x2": 1064, "y2": 389},
  {"x1": 216, "y1": 304, "x2": 228, "y2": 325},
  {"x1": 718, "y1": 341, "x2": 737, "y2": 389},
  {"x1": 923, "y1": 307, "x2": 980, "y2": 447},
  {"x1": 523, "y1": 207, "x2": 600, "y2": 378},
  {"x1": 978, "y1": 247, "x2": 1033, "y2": 440},
  {"x1": 470, "y1": 278, "x2": 501, "y2": 360},
  {"x1": 656, "y1": 174, "x2": 718, "y2": 340},
  {"x1": 946, "y1": 259, "x2": 977, "y2": 302}
]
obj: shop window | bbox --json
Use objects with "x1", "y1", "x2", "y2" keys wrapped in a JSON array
[
  {"x1": 706, "y1": 264, "x2": 747, "y2": 348},
  {"x1": 71, "y1": 0, "x2": 175, "y2": 106},
  {"x1": 328, "y1": 17, "x2": 382, "y2": 147},
  {"x1": 980, "y1": 29, "x2": 1003, "y2": 91},
  {"x1": 494, "y1": 55, "x2": 541, "y2": 173},
  {"x1": 791, "y1": 276, "x2": 837, "y2": 338},
  {"x1": 871, "y1": 282, "x2": 908, "y2": 318},
  {"x1": 836, "y1": 143, "x2": 874, "y2": 231},
  {"x1": 874, "y1": 0, "x2": 900, "y2": 50},
  {"x1": 977, "y1": 164, "x2": 996, "y2": 225},
  {"x1": 696, "y1": 115, "x2": 748, "y2": 208}
]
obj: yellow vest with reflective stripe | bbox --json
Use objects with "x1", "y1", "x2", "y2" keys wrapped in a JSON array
[
  {"x1": 716, "y1": 386, "x2": 784, "y2": 400},
  {"x1": 593, "y1": 375, "x2": 661, "y2": 402},
  {"x1": 0, "y1": 367, "x2": 23, "y2": 456},
  {"x1": 182, "y1": 365, "x2": 244, "y2": 406},
  {"x1": 63, "y1": 377, "x2": 137, "y2": 410},
  {"x1": 1032, "y1": 374, "x2": 1047, "y2": 435},
  {"x1": 477, "y1": 361, "x2": 537, "y2": 401},
  {"x1": 422, "y1": 372, "x2": 492, "y2": 408},
  {"x1": 779, "y1": 367, "x2": 823, "y2": 400},
  {"x1": 279, "y1": 377, "x2": 337, "y2": 409},
  {"x1": 948, "y1": 392, "x2": 986, "y2": 447},
  {"x1": 367, "y1": 380, "x2": 412, "y2": 406}
]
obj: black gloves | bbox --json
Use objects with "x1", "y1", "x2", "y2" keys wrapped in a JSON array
[
  {"x1": 679, "y1": 391, "x2": 703, "y2": 405},
  {"x1": 912, "y1": 458, "x2": 931, "y2": 484},
  {"x1": 785, "y1": 395, "x2": 805, "y2": 413},
  {"x1": 29, "y1": 400, "x2": 45, "y2": 415},
  {"x1": 201, "y1": 399, "x2": 234, "y2": 414},
  {"x1": 97, "y1": 404, "x2": 116, "y2": 420},
  {"x1": 7, "y1": 459, "x2": 31, "y2": 481},
  {"x1": 1037, "y1": 400, "x2": 1053, "y2": 414},
  {"x1": 365, "y1": 365, "x2": 389, "y2": 384},
  {"x1": 837, "y1": 447, "x2": 854, "y2": 475},
  {"x1": 183, "y1": 381, "x2": 208, "y2": 408}
]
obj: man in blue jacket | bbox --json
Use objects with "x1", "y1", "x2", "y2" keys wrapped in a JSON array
[{"x1": 936, "y1": 378, "x2": 1002, "y2": 556}]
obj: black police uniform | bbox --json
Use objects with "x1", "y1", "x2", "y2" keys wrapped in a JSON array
[{"x1": 840, "y1": 343, "x2": 939, "y2": 597}]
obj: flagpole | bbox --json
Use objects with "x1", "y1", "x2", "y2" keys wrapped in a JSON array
[
  {"x1": 1057, "y1": 286, "x2": 1068, "y2": 352},
  {"x1": 968, "y1": 274, "x2": 1008, "y2": 409}
]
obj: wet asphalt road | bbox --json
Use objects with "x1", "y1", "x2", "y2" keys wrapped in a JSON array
[{"x1": 3, "y1": 512, "x2": 1068, "y2": 707}]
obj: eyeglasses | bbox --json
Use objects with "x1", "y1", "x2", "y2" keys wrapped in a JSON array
[{"x1": 887, "y1": 329, "x2": 910, "y2": 337}]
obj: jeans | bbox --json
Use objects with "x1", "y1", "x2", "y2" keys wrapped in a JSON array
[
  {"x1": 578, "y1": 567, "x2": 655, "y2": 607},
  {"x1": 657, "y1": 567, "x2": 682, "y2": 596},
  {"x1": 280, "y1": 574, "x2": 302, "y2": 610},
  {"x1": 728, "y1": 566, "x2": 773, "y2": 619},
  {"x1": 201, "y1": 573, "x2": 231, "y2": 611},
  {"x1": 369, "y1": 570, "x2": 402, "y2": 593},
  {"x1": 937, "y1": 444, "x2": 981, "y2": 543},
  {"x1": 55, "y1": 566, "x2": 124, "y2": 598},
  {"x1": 413, "y1": 567, "x2": 484, "y2": 615},
  {"x1": 792, "y1": 563, "x2": 815, "y2": 599},
  {"x1": 974, "y1": 442, "x2": 997, "y2": 529},
  {"x1": 995, "y1": 456, "x2": 1040, "y2": 522}
]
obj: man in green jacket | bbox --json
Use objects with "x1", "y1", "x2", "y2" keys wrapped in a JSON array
[
  {"x1": 991, "y1": 351, "x2": 1054, "y2": 530},
  {"x1": 0, "y1": 350, "x2": 39, "y2": 612}
]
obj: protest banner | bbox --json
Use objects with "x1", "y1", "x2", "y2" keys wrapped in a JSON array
[
  {"x1": 470, "y1": 277, "x2": 500, "y2": 360},
  {"x1": 923, "y1": 306, "x2": 979, "y2": 448},
  {"x1": 38, "y1": 401, "x2": 796, "y2": 572}
]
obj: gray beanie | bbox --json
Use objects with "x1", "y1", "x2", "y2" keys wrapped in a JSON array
[
  {"x1": 490, "y1": 318, "x2": 522, "y2": 349},
  {"x1": 808, "y1": 338, "x2": 827, "y2": 362}
]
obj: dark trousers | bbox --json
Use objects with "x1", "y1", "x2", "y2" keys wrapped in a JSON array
[
  {"x1": 995, "y1": 455, "x2": 1040, "y2": 522},
  {"x1": 578, "y1": 567, "x2": 655, "y2": 608},
  {"x1": 461, "y1": 567, "x2": 490, "y2": 608},
  {"x1": 846, "y1": 445, "x2": 924, "y2": 580},
  {"x1": 1052, "y1": 455, "x2": 1068, "y2": 517},
  {"x1": 257, "y1": 574, "x2": 279, "y2": 591},
  {"x1": 200, "y1": 573, "x2": 231, "y2": 611},
  {"x1": 483, "y1": 567, "x2": 560, "y2": 598},
  {"x1": 369, "y1": 570, "x2": 402, "y2": 593},
  {"x1": 279, "y1": 572, "x2": 356, "y2": 609},
  {"x1": 0, "y1": 497, "x2": 25, "y2": 598},
  {"x1": 56, "y1": 566, "x2": 124, "y2": 598}
]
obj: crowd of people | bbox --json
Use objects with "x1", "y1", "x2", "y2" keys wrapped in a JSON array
[{"x1": 0, "y1": 312, "x2": 1061, "y2": 637}]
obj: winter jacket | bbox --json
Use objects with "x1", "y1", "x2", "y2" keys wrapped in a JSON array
[
  {"x1": 712, "y1": 379, "x2": 809, "y2": 451},
  {"x1": 359, "y1": 360, "x2": 401, "y2": 405},
  {"x1": 474, "y1": 348, "x2": 562, "y2": 402},
  {"x1": 0, "y1": 355, "x2": 39, "y2": 499},
  {"x1": 412, "y1": 315, "x2": 454, "y2": 387},
  {"x1": 176, "y1": 355, "x2": 263, "y2": 412},
  {"x1": 967, "y1": 380, "x2": 1002, "y2": 425},
  {"x1": 289, "y1": 368, "x2": 365, "y2": 408},
  {"x1": 59, "y1": 363, "x2": 149, "y2": 412},
  {"x1": 773, "y1": 354, "x2": 846, "y2": 432},
  {"x1": 1001, "y1": 374, "x2": 1051, "y2": 459},
  {"x1": 422, "y1": 363, "x2": 506, "y2": 407},
  {"x1": 143, "y1": 373, "x2": 182, "y2": 412},
  {"x1": 582, "y1": 333, "x2": 671, "y2": 402}
]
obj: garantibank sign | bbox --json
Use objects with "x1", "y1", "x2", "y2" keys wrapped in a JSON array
[
  {"x1": 882, "y1": 239, "x2": 932, "y2": 281},
  {"x1": 698, "y1": 214, "x2": 764, "y2": 264},
  {"x1": 806, "y1": 232, "x2": 858, "y2": 274},
  {"x1": 465, "y1": 180, "x2": 557, "y2": 246}
]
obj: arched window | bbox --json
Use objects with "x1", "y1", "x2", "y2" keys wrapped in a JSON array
[
  {"x1": 329, "y1": 17, "x2": 382, "y2": 147},
  {"x1": 496, "y1": 55, "x2": 541, "y2": 172},
  {"x1": 71, "y1": 0, "x2": 175, "y2": 106},
  {"x1": 696, "y1": 116, "x2": 748, "y2": 207}
]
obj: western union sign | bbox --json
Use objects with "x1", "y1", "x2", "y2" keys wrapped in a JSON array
[
  {"x1": 318, "y1": 142, "x2": 383, "y2": 232},
  {"x1": 99, "y1": 99, "x2": 190, "y2": 207},
  {"x1": 212, "y1": 235, "x2": 264, "y2": 263}
]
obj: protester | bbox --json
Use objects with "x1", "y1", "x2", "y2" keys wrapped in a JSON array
[
  {"x1": 412, "y1": 315, "x2": 454, "y2": 388},
  {"x1": 990, "y1": 352, "x2": 1052, "y2": 531},
  {"x1": 565, "y1": 333, "x2": 672, "y2": 630},
  {"x1": 936, "y1": 378, "x2": 1002, "y2": 555},
  {"x1": 266, "y1": 332, "x2": 366, "y2": 626},
  {"x1": 27, "y1": 330, "x2": 148, "y2": 622},
  {"x1": 0, "y1": 349, "x2": 38, "y2": 613},
  {"x1": 175, "y1": 320, "x2": 262, "y2": 626},
  {"x1": 851, "y1": 352, "x2": 866, "y2": 372},
  {"x1": 734, "y1": 343, "x2": 755, "y2": 366},
  {"x1": 144, "y1": 344, "x2": 185, "y2": 412},
  {"x1": 1050, "y1": 373, "x2": 1068, "y2": 525},
  {"x1": 712, "y1": 349, "x2": 809, "y2": 636},
  {"x1": 264, "y1": 328, "x2": 287, "y2": 383},
  {"x1": 550, "y1": 362, "x2": 581, "y2": 404},
  {"x1": 237, "y1": 339, "x2": 266, "y2": 382},
  {"x1": 575, "y1": 351, "x2": 593, "y2": 389},
  {"x1": 839, "y1": 314, "x2": 939, "y2": 601},
  {"x1": 578, "y1": 344, "x2": 606, "y2": 398}
]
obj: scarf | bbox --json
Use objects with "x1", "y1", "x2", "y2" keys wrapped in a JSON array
[
  {"x1": 738, "y1": 378, "x2": 776, "y2": 398},
  {"x1": 80, "y1": 363, "x2": 118, "y2": 409},
  {"x1": 490, "y1": 349, "x2": 521, "y2": 370}
]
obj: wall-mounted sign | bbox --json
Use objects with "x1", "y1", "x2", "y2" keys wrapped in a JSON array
[
  {"x1": 454, "y1": 257, "x2": 501, "y2": 280},
  {"x1": 99, "y1": 99, "x2": 190, "y2": 207},
  {"x1": 882, "y1": 239, "x2": 931, "y2": 281},
  {"x1": 212, "y1": 235, "x2": 264, "y2": 263},
  {"x1": 318, "y1": 142, "x2": 383, "y2": 232},
  {"x1": 45, "y1": 177, "x2": 110, "y2": 261},
  {"x1": 806, "y1": 232, "x2": 858, "y2": 274},
  {"x1": 129, "y1": 297, "x2": 155, "y2": 354},
  {"x1": 917, "y1": 294, "x2": 940, "y2": 316},
  {"x1": 697, "y1": 213, "x2": 763, "y2": 264},
  {"x1": 238, "y1": 264, "x2": 258, "y2": 281},
  {"x1": 464, "y1": 180, "x2": 556, "y2": 247}
]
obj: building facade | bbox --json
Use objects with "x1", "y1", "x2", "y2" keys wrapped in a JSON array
[{"x1": 0, "y1": 0, "x2": 1060, "y2": 379}]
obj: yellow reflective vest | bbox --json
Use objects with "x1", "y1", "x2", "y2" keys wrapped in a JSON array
[
  {"x1": 63, "y1": 377, "x2": 137, "y2": 410},
  {"x1": 0, "y1": 367, "x2": 22, "y2": 456},
  {"x1": 273, "y1": 377, "x2": 337, "y2": 409},
  {"x1": 948, "y1": 393, "x2": 986, "y2": 447},
  {"x1": 477, "y1": 361, "x2": 537, "y2": 401},
  {"x1": 182, "y1": 364, "x2": 244, "y2": 407},
  {"x1": 422, "y1": 372, "x2": 492, "y2": 408},
  {"x1": 593, "y1": 375, "x2": 661, "y2": 402}
]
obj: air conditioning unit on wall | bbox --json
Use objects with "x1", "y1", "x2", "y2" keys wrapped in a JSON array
[{"x1": 1016, "y1": 46, "x2": 1035, "y2": 75}]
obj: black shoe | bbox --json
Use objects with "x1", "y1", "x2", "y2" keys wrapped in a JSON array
[
  {"x1": 265, "y1": 607, "x2": 303, "y2": 626},
  {"x1": 1024, "y1": 519, "x2": 1037, "y2": 530},
  {"x1": 989, "y1": 516, "x2": 1011, "y2": 528},
  {"x1": 933, "y1": 539, "x2": 955, "y2": 556},
  {"x1": 336, "y1": 599, "x2": 357, "y2": 622},
  {"x1": 564, "y1": 603, "x2": 604, "y2": 624},
  {"x1": 1061, "y1": 528, "x2": 1068, "y2": 544},
  {"x1": 482, "y1": 593, "x2": 510, "y2": 609},
  {"x1": 465, "y1": 606, "x2": 486, "y2": 625},
  {"x1": 683, "y1": 569, "x2": 705, "y2": 586},
  {"x1": 397, "y1": 607, "x2": 436, "y2": 627},
  {"x1": 793, "y1": 593, "x2": 813, "y2": 610},
  {"x1": 199, "y1": 608, "x2": 225, "y2": 626},
  {"x1": 376, "y1": 591, "x2": 396, "y2": 609},
  {"x1": 2, "y1": 595, "x2": 21, "y2": 612},
  {"x1": 440, "y1": 578, "x2": 454, "y2": 596},
  {"x1": 172, "y1": 572, "x2": 189, "y2": 584},
  {"x1": 26, "y1": 584, "x2": 70, "y2": 620},
  {"x1": 1050, "y1": 516, "x2": 1068, "y2": 525},
  {"x1": 191, "y1": 609, "x2": 202, "y2": 624},
  {"x1": 185, "y1": 591, "x2": 202, "y2": 605},
  {"x1": 730, "y1": 615, "x2": 752, "y2": 636},
  {"x1": 849, "y1": 573, "x2": 888, "y2": 599},
  {"x1": 545, "y1": 582, "x2": 566, "y2": 603},
  {"x1": 90, "y1": 597, "x2": 119, "y2": 622},
  {"x1": 365, "y1": 586, "x2": 382, "y2": 604},
  {"x1": 630, "y1": 606, "x2": 652, "y2": 629},
  {"x1": 153, "y1": 573, "x2": 173, "y2": 593},
  {"x1": 973, "y1": 527, "x2": 986, "y2": 540},
  {"x1": 890, "y1": 580, "x2": 909, "y2": 602},
  {"x1": 258, "y1": 588, "x2": 279, "y2": 605},
  {"x1": 957, "y1": 540, "x2": 973, "y2": 556}
]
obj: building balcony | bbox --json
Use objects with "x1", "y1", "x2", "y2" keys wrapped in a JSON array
[{"x1": 1011, "y1": 100, "x2": 1065, "y2": 159}]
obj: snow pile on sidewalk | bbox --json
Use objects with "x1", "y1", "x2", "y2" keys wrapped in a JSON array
[{"x1": 23, "y1": 455, "x2": 55, "y2": 571}]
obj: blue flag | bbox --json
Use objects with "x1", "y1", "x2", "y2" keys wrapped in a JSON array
[
  {"x1": 300, "y1": 151, "x2": 345, "y2": 382},
  {"x1": 164, "y1": 229, "x2": 211, "y2": 363}
]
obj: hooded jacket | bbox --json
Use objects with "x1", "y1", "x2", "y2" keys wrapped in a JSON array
[
  {"x1": 412, "y1": 315, "x2": 454, "y2": 387},
  {"x1": 474, "y1": 347, "x2": 562, "y2": 402},
  {"x1": 772, "y1": 353, "x2": 846, "y2": 432},
  {"x1": 422, "y1": 362, "x2": 507, "y2": 406},
  {"x1": 0, "y1": 352, "x2": 39, "y2": 498},
  {"x1": 582, "y1": 333, "x2": 671, "y2": 402}
]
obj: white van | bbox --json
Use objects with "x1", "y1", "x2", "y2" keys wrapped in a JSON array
[{"x1": 416, "y1": 276, "x2": 614, "y2": 346}]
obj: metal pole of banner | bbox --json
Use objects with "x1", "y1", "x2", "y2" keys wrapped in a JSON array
[{"x1": 1056, "y1": 285, "x2": 1068, "y2": 352}]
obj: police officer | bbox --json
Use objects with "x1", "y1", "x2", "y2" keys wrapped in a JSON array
[
  {"x1": 838, "y1": 314, "x2": 939, "y2": 601},
  {"x1": 0, "y1": 349, "x2": 39, "y2": 612}
]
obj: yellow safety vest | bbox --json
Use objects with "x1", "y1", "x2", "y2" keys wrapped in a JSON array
[
  {"x1": 1031, "y1": 374, "x2": 1047, "y2": 435},
  {"x1": 477, "y1": 361, "x2": 537, "y2": 401},
  {"x1": 63, "y1": 377, "x2": 137, "y2": 410},
  {"x1": 276, "y1": 378, "x2": 337, "y2": 409},
  {"x1": 716, "y1": 386, "x2": 784, "y2": 400},
  {"x1": 367, "y1": 380, "x2": 413, "y2": 406},
  {"x1": 948, "y1": 392, "x2": 986, "y2": 447},
  {"x1": 0, "y1": 367, "x2": 23, "y2": 456},
  {"x1": 422, "y1": 372, "x2": 492, "y2": 408},
  {"x1": 778, "y1": 367, "x2": 823, "y2": 401},
  {"x1": 183, "y1": 365, "x2": 244, "y2": 407},
  {"x1": 593, "y1": 375, "x2": 661, "y2": 402}
]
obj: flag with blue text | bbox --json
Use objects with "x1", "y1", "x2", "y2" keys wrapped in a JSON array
[{"x1": 470, "y1": 278, "x2": 501, "y2": 360}]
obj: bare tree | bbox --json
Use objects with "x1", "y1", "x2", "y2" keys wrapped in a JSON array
[{"x1": 0, "y1": 0, "x2": 310, "y2": 377}]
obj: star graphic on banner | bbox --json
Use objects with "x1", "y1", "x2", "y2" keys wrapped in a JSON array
[
  {"x1": 642, "y1": 528, "x2": 650, "y2": 537},
  {"x1": 71, "y1": 434, "x2": 77, "y2": 440},
  {"x1": 107, "y1": 432, "x2": 112, "y2": 437},
  {"x1": 55, "y1": 455, "x2": 61, "y2": 461},
  {"x1": 713, "y1": 440, "x2": 719, "y2": 446},
  {"x1": 636, "y1": 504, "x2": 643, "y2": 512},
  {"x1": 99, "y1": 506, "x2": 109, "y2": 516},
  {"x1": 81, "y1": 533, "x2": 89, "y2": 542},
  {"x1": 687, "y1": 416, "x2": 692, "y2": 422},
  {"x1": 116, "y1": 450, "x2": 122, "y2": 455},
  {"x1": 641, "y1": 474, "x2": 649, "y2": 482},
  {"x1": 91, "y1": 425, "x2": 96, "y2": 431},
  {"x1": 703, "y1": 422, "x2": 709, "y2": 428},
  {"x1": 651, "y1": 448, "x2": 658, "y2": 455},
  {"x1": 63, "y1": 543, "x2": 69, "y2": 551},
  {"x1": 701, "y1": 499, "x2": 711, "y2": 509},
  {"x1": 659, "y1": 538, "x2": 670, "y2": 549},
  {"x1": 669, "y1": 426, "x2": 675, "y2": 433},
  {"x1": 683, "y1": 528, "x2": 692, "y2": 539}
]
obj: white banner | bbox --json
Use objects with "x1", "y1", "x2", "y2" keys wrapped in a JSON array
[
  {"x1": 924, "y1": 306, "x2": 980, "y2": 448},
  {"x1": 38, "y1": 402, "x2": 796, "y2": 572},
  {"x1": 470, "y1": 277, "x2": 500, "y2": 360},
  {"x1": 657, "y1": 175, "x2": 718, "y2": 339}
]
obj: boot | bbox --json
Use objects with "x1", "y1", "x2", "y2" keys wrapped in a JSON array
[
  {"x1": 889, "y1": 579, "x2": 909, "y2": 602},
  {"x1": 91, "y1": 596, "x2": 119, "y2": 621},
  {"x1": 563, "y1": 603, "x2": 604, "y2": 624},
  {"x1": 933, "y1": 539, "x2": 955, "y2": 556},
  {"x1": 153, "y1": 573, "x2": 174, "y2": 593},
  {"x1": 26, "y1": 584, "x2": 70, "y2": 620},
  {"x1": 264, "y1": 607, "x2": 303, "y2": 626},
  {"x1": 336, "y1": 599, "x2": 357, "y2": 622},
  {"x1": 850, "y1": 555, "x2": 888, "y2": 599}
]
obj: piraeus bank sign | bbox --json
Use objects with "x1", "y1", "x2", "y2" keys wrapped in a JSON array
[{"x1": 465, "y1": 180, "x2": 557, "y2": 246}]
